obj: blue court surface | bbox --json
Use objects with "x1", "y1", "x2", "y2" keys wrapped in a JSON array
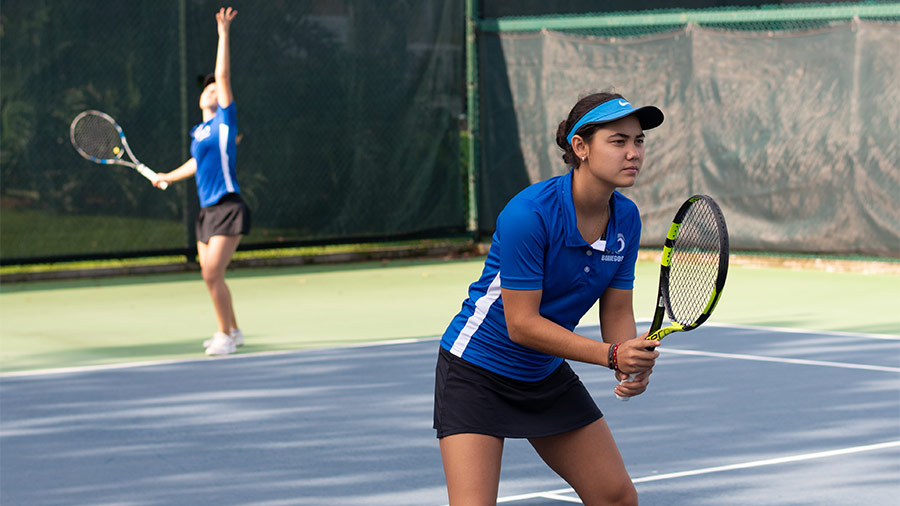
[{"x1": 2, "y1": 323, "x2": 898, "y2": 505}]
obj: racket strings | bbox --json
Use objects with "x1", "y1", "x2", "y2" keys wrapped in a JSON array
[
  {"x1": 72, "y1": 115, "x2": 123, "y2": 160},
  {"x1": 664, "y1": 201, "x2": 722, "y2": 325}
]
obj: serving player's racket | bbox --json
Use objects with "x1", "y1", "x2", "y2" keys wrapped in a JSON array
[
  {"x1": 617, "y1": 194, "x2": 729, "y2": 401},
  {"x1": 70, "y1": 110, "x2": 167, "y2": 190}
]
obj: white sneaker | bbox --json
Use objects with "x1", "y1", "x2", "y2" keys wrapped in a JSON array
[
  {"x1": 230, "y1": 328, "x2": 244, "y2": 347},
  {"x1": 203, "y1": 329, "x2": 244, "y2": 348},
  {"x1": 204, "y1": 332, "x2": 236, "y2": 356}
]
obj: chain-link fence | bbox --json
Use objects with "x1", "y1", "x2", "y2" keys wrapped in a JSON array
[
  {"x1": 1, "y1": 0, "x2": 466, "y2": 263},
  {"x1": 3, "y1": 2, "x2": 898, "y2": 263}
]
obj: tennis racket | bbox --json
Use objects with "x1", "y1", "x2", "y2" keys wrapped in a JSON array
[
  {"x1": 617, "y1": 194, "x2": 729, "y2": 401},
  {"x1": 69, "y1": 110, "x2": 167, "y2": 190}
]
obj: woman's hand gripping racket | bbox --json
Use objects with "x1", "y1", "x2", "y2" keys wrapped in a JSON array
[
  {"x1": 70, "y1": 110, "x2": 167, "y2": 190},
  {"x1": 616, "y1": 194, "x2": 729, "y2": 401}
]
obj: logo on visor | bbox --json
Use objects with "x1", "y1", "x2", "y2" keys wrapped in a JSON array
[{"x1": 618, "y1": 100, "x2": 629, "y2": 107}]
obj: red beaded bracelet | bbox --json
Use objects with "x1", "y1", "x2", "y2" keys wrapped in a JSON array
[{"x1": 607, "y1": 343, "x2": 619, "y2": 370}]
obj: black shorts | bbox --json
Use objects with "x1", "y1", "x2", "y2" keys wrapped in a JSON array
[
  {"x1": 433, "y1": 347, "x2": 602, "y2": 439},
  {"x1": 196, "y1": 193, "x2": 251, "y2": 244}
]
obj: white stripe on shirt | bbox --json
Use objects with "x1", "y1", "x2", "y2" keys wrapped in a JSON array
[
  {"x1": 219, "y1": 123, "x2": 235, "y2": 193},
  {"x1": 449, "y1": 272, "x2": 503, "y2": 357}
]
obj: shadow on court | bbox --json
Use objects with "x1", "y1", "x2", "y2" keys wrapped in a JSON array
[
  {"x1": 1, "y1": 325, "x2": 898, "y2": 505},
  {"x1": 0, "y1": 343, "x2": 446, "y2": 505}
]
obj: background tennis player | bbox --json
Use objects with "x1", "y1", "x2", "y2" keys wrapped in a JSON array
[
  {"x1": 434, "y1": 91, "x2": 663, "y2": 505},
  {"x1": 154, "y1": 7, "x2": 250, "y2": 356}
]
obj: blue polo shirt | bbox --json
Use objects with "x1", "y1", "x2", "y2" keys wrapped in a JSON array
[
  {"x1": 190, "y1": 103, "x2": 240, "y2": 208},
  {"x1": 440, "y1": 171, "x2": 641, "y2": 381}
]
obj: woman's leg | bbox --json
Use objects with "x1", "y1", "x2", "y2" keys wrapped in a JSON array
[
  {"x1": 528, "y1": 418, "x2": 637, "y2": 506},
  {"x1": 197, "y1": 234, "x2": 242, "y2": 333},
  {"x1": 439, "y1": 433, "x2": 504, "y2": 506}
]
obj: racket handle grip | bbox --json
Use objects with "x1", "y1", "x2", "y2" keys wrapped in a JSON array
[
  {"x1": 137, "y1": 164, "x2": 168, "y2": 190},
  {"x1": 616, "y1": 373, "x2": 639, "y2": 402},
  {"x1": 615, "y1": 342, "x2": 660, "y2": 401}
]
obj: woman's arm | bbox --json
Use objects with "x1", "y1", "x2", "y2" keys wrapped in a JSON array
[
  {"x1": 599, "y1": 287, "x2": 657, "y2": 398},
  {"x1": 214, "y1": 7, "x2": 237, "y2": 108},
  {"x1": 502, "y1": 288, "x2": 659, "y2": 373},
  {"x1": 154, "y1": 158, "x2": 197, "y2": 188}
]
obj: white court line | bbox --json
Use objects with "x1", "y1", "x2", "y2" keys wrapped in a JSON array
[
  {"x1": 495, "y1": 489, "x2": 580, "y2": 503},
  {"x1": 539, "y1": 493, "x2": 582, "y2": 503},
  {"x1": 0, "y1": 336, "x2": 441, "y2": 378},
  {"x1": 630, "y1": 320, "x2": 900, "y2": 340},
  {"x1": 699, "y1": 321, "x2": 900, "y2": 341},
  {"x1": 494, "y1": 441, "x2": 900, "y2": 504},
  {"x1": 5, "y1": 322, "x2": 896, "y2": 378},
  {"x1": 661, "y1": 348, "x2": 900, "y2": 373},
  {"x1": 631, "y1": 440, "x2": 900, "y2": 483}
]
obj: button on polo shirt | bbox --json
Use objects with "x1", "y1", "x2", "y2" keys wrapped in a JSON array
[{"x1": 440, "y1": 172, "x2": 642, "y2": 381}]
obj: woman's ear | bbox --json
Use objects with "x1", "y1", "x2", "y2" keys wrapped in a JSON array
[{"x1": 571, "y1": 135, "x2": 587, "y2": 161}]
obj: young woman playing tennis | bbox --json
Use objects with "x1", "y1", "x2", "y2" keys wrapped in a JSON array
[
  {"x1": 434, "y1": 92, "x2": 664, "y2": 505},
  {"x1": 154, "y1": 7, "x2": 249, "y2": 356}
]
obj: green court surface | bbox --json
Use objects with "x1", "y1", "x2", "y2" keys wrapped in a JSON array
[{"x1": 1, "y1": 256, "x2": 898, "y2": 374}]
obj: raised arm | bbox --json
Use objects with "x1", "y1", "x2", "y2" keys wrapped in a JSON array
[{"x1": 214, "y1": 7, "x2": 237, "y2": 108}]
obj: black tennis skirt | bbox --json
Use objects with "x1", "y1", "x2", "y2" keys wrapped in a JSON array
[
  {"x1": 195, "y1": 193, "x2": 251, "y2": 244},
  {"x1": 433, "y1": 347, "x2": 602, "y2": 439}
]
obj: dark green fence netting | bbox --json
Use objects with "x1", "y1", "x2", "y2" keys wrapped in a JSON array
[
  {"x1": 1, "y1": 0, "x2": 466, "y2": 262},
  {"x1": 479, "y1": 0, "x2": 822, "y2": 18},
  {"x1": 478, "y1": 19, "x2": 899, "y2": 256}
]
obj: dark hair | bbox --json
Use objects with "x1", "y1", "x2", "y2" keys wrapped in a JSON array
[
  {"x1": 197, "y1": 73, "x2": 215, "y2": 89},
  {"x1": 555, "y1": 91, "x2": 626, "y2": 168}
]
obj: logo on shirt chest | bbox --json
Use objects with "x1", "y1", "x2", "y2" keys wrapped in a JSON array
[
  {"x1": 601, "y1": 233, "x2": 626, "y2": 262},
  {"x1": 193, "y1": 125, "x2": 211, "y2": 142}
]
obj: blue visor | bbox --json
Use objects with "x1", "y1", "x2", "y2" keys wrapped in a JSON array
[{"x1": 566, "y1": 99, "x2": 664, "y2": 145}]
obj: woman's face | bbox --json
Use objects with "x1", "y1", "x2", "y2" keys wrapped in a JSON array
[
  {"x1": 199, "y1": 83, "x2": 217, "y2": 110},
  {"x1": 579, "y1": 115, "x2": 645, "y2": 189}
]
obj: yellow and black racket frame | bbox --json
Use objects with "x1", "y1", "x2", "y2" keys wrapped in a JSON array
[{"x1": 647, "y1": 194, "x2": 729, "y2": 341}]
